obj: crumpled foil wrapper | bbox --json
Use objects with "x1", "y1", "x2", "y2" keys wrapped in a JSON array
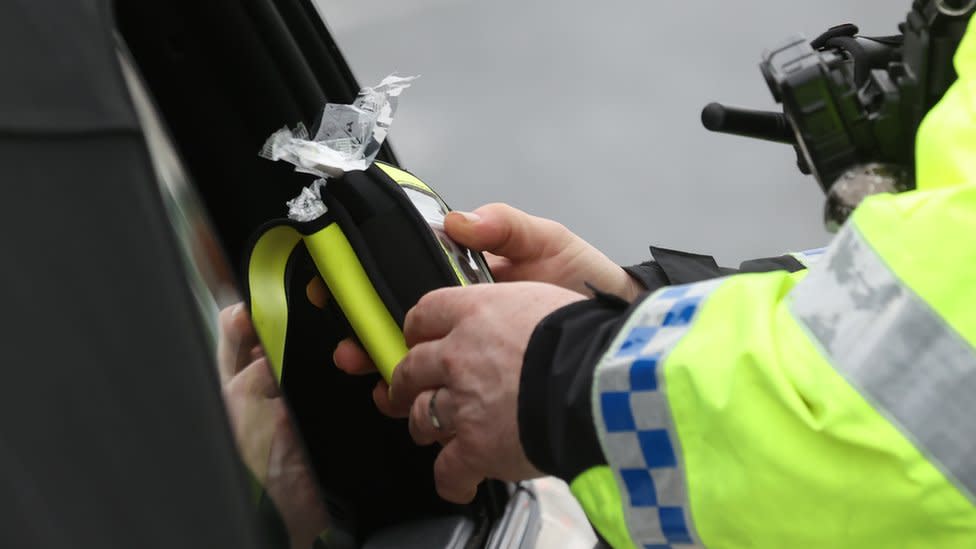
[
  {"x1": 285, "y1": 179, "x2": 328, "y2": 222},
  {"x1": 260, "y1": 74, "x2": 417, "y2": 221}
]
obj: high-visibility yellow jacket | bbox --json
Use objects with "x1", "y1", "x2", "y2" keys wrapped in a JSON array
[{"x1": 519, "y1": 17, "x2": 976, "y2": 549}]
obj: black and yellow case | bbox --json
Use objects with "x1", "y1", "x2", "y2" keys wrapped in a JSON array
[{"x1": 245, "y1": 162, "x2": 493, "y2": 384}]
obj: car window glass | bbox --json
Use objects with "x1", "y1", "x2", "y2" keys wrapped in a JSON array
[{"x1": 118, "y1": 45, "x2": 333, "y2": 549}]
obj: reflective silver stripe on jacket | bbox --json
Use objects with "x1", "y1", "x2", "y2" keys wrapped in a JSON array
[
  {"x1": 592, "y1": 279, "x2": 724, "y2": 549},
  {"x1": 790, "y1": 223, "x2": 976, "y2": 502},
  {"x1": 790, "y1": 246, "x2": 827, "y2": 268}
]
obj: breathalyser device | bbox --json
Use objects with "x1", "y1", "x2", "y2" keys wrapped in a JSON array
[{"x1": 245, "y1": 162, "x2": 493, "y2": 384}]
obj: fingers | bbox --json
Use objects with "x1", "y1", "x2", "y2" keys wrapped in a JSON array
[
  {"x1": 444, "y1": 203, "x2": 552, "y2": 262},
  {"x1": 305, "y1": 277, "x2": 331, "y2": 309},
  {"x1": 371, "y1": 379, "x2": 400, "y2": 418},
  {"x1": 333, "y1": 338, "x2": 399, "y2": 417},
  {"x1": 433, "y1": 441, "x2": 483, "y2": 504},
  {"x1": 482, "y1": 252, "x2": 516, "y2": 281},
  {"x1": 226, "y1": 357, "x2": 280, "y2": 400},
  {"x1": 218, "y1": 303, "x2": 262, "y2": 383},
  {"x1": 402, "y1": 286, "x2": 475, "y2": 347},
  {"x1": 333, "y1": 338, "x2": 376, "y2": 375},
  {"x1": 408, "y1": 388, "x2": 457, "y2": 445},
  {"x1": 389, "y1": 340, "x2": 449, "y2": 415}
]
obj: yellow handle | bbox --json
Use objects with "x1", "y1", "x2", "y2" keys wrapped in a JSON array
[
  {"x1": 248, "y1": 224, "x2": 304, "y2": 383},
  {"x1": 304, "y1": 224, "x2": 408, "y2": 383}
]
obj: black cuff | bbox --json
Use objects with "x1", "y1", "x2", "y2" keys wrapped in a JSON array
[
  {"x1": 518, "y1": 294, "x2": 638, "y2": 481},
  {"x1": 623, "y1": 261, "x2": 669, "y2": 293},
  {"x1": 624, "y1": 246, "x2": 738, "y2": 293},
  {"x1": 739, "y1": 254, "x2": 805, "y2": 273},
  {"x1": 649, "y1": 246, "x2": 737, "y2": 282}
]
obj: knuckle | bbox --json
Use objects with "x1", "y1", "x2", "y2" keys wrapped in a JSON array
[
  {"x1": 271, "y1": 401, "x2": 290, "y2": 429},
  {"x1": 410, "y1": 395, "x2": 427, "y2": 424},
  {"x1": 542, "y1": 217, "x2": 568, "y2": 235},
  {"x1": 454, "y1": 304, "x2": 485, "y2": 335},
  {"x1": 467, "y1": 299, "x2": 489, "y2": 320},
  {"x1": 404, "y1": 297, "x2": 433, "y2": 336},
  {"x1": 406, "y1": 408, "x2": 419, "y2": 441},
  {"x1": 232, "y1": 358, "x2": 273, "y2": 396},
  {"x1": 251, "y1": 357, "x2": 272, "y2": 381},
  {"x1": 218, "y1": 305, "x2": 236, "y2": 332},
  {"x1": 433, "y1": 453, "x2": 478, "y2": 503},
  {"x1": 223, "y1": 373, "x2": 245, "y2": 399},
  {"x1": 414, "y1": 290, "x2": 441, "y2": 313},
  {"x1": 390, "y1": 366, "x2": 419, "y2": 412},
  {"x1": 403, "y1": 303, "x2": 421, "y2": 329},
  {"x1": 433, "y1": 450, "x2": 457, "y2": 483},
  {"x1": 393, "y1": 357, "x2": 413, "y2": 388},
  {"x1": 409, "y1": 398, "x2": 431, "y2": 443},
  {"x1": 425, "y1": 286, "x2": 459, "y2": 309},
  {"x1": 441, "y1": 350, "x2": 464, "y2": 382},
  {"x1": 372, "y1": 381, "x2": 400, "y2": 418},
  {"x1": 489, "y1": 202, "x2": 517, "y2": 216}
]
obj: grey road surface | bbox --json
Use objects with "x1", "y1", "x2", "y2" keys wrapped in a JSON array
[{"x1": 316, "y1": 0, "x2": 905, "y2": 265}]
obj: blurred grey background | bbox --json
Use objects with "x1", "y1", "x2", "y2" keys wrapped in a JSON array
[{"x1": 315, "y1": 0, "x2": 904, "y2": 265}]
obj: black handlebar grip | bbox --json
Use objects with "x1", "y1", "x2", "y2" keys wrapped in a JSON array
[{"x1": 701, "y1": 102, "x2": 796, "y2": 145}]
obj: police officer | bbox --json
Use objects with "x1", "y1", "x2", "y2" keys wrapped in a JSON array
[{"x1": 334, "y1": 15, "x2": 976, "y2": 549}]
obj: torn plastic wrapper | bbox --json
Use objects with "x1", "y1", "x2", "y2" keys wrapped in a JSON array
[
  {"x1": 285, "y1": 179, "x2": 327, "y2": 222},
  {"x1": 260, "y1": 74, "x2": 418, "y2": 221}
]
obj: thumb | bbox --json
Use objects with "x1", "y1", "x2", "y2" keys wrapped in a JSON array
[{"x1": 444, "y1": 203, "x2": 556, "y2": 261}]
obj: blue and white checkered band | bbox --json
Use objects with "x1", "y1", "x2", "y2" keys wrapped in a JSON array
[
  {"x1": 790, "y1": 246, "x2": 827, "y2": 268},
  {"x1": 592, "y1": 279, "x2": 725, "y2": 549}
]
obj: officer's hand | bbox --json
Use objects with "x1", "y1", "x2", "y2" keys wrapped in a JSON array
[
  {"x1": 378, "y1": 282, "x2": 586, "y2": 503},
  {"x1": 218, "y1": 303, "x2": 329, "y2": 549},
  {"x1": 332, "y1": 203, "x2": 643, "y2": 380},
  {"x1": 445, "y1": 203, "x2": 644, "y2": 300}
]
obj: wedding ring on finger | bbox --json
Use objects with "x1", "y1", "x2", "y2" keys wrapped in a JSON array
[{"x1": 429, "y1": 387, "x2": 444, "y2": 431}]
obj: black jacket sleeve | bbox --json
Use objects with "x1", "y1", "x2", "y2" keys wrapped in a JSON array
[
  {"x1": 519, "y1": 247, "x2": 806, "y2": 481},
  {"x1": 519, "y1": 290, "x2": 636, "y2": 480},
  {"x1": 623, "y1": 246, "x2": 804, "y2": 290}
]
